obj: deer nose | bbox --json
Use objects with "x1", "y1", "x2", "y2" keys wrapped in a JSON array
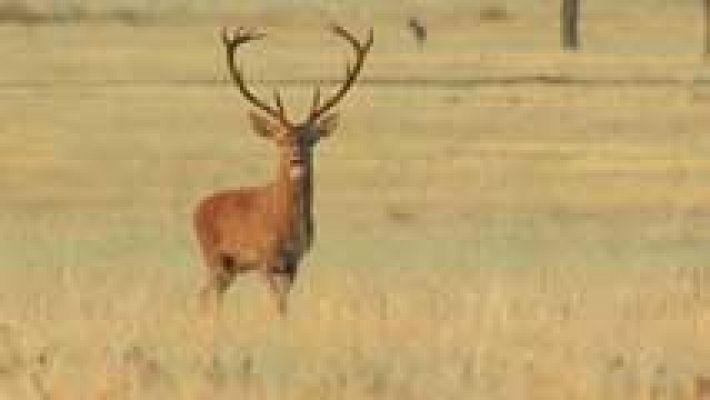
[{"x1": 289, "y1": 150, "x2": 304, "y2": 164}]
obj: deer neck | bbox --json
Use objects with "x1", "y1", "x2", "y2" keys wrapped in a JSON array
[{"x1": 274, "y1": 156, "x2": 314, "y2": 251}]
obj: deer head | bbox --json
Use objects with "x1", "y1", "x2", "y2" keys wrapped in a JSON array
[{"x1": 220, "y1": 25, "x2": 373, "y2": 178}]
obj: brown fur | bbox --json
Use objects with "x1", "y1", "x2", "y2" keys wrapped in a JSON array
[
  {"x1": 195, "y1": 25, "x2": 371, "y2": 317},
  {"x1": 194, "y1": 115, "x2": 326, "y2": 316}
]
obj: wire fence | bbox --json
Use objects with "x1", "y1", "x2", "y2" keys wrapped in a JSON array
[
  {"x1": 3, "y1": 76, "x2": 710, "y2": 89},
  {"x1": 1, "y1": 1, "x2": 708, "y2": 57},
  {"x1": 1, "y1": 0, "x2": 409, "y2": 22}
]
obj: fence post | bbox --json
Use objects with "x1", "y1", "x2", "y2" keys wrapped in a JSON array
[
  {"x1": 705, "y1": 0, "x2": 710, "y2": 56},
  {"x1": 561, "y1": 0, "x2": 581, "y2": 51}
]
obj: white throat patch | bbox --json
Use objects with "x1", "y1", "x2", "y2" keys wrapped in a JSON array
[{"x1": 289, "y1": 164, "x2": 306, "y2": 179}]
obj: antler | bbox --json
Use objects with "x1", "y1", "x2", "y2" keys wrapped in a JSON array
[
  {"x1": 308, "y1": 25, "x2": 374, "y2": 122},
  {"x1": 220, "y1": 27, "x2": 289, "y2": 124}
]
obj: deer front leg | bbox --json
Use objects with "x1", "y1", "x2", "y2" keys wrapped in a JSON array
[{"x1": 264, "y1": 260, "x2": 296, "y2": 317}]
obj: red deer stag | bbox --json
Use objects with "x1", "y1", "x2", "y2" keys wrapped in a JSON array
[{"x1": 195, "y1": 25, "x2": 373, "y2": 317}]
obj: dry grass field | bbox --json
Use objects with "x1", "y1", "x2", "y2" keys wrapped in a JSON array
[{"x1": 0, "y1": 1, "x2": 709, "y2": 399}]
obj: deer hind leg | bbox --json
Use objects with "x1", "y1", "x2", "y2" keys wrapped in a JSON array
[{"x1": 199, "y1": 253, "x2": 238, "y2": 316}]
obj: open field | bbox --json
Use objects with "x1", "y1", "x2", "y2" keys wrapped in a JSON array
[{"x1": 0, "y1": 6, "x2": 710, "y2": 399}]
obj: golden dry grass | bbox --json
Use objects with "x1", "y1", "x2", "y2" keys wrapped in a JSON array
[{"x1": 0, "y1": 7, "x2": 709, "y2": 399}]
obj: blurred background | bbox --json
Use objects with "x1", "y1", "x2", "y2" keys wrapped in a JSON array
[{"x1": 0, "y1": 1, "x2": 708, "y2": 399}]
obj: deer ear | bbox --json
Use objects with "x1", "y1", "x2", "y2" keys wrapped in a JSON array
[
  {"x1": 318, "y1": 113, "x2": 339, "y2": 137},
  {"x1": 248, "y1": 111, "x2": 279, "y2": 139}
]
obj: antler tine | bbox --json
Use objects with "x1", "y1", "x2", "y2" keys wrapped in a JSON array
[
  {"x1": 365, "y1": 28, "x2": 374, "y2": 50},
  {"x1": 221, "y1": 26, "x2": 290, "y2": 124},
  {"x1": 308, "y1": 25, "x2": 373, "y2": 122},
  {"x1": 344, "y1": 60, "x2": 352, "y2": 79},
  {"x1": 330, "y1": 24, "x2": 374, "y2": 53},
  {"x1": 311, "y1": 86, "x2": 321, "y2": 111},
  {"x1": 221, "y1": 26, "x2": 266, "y2": 48},
  {"x1": 273, "y1": 89, "x2": 287, "y2": 120}
]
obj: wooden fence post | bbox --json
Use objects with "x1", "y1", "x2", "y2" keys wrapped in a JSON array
[{"x1": 561, "y1": 0, "x2": 581, "y2": 51}]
